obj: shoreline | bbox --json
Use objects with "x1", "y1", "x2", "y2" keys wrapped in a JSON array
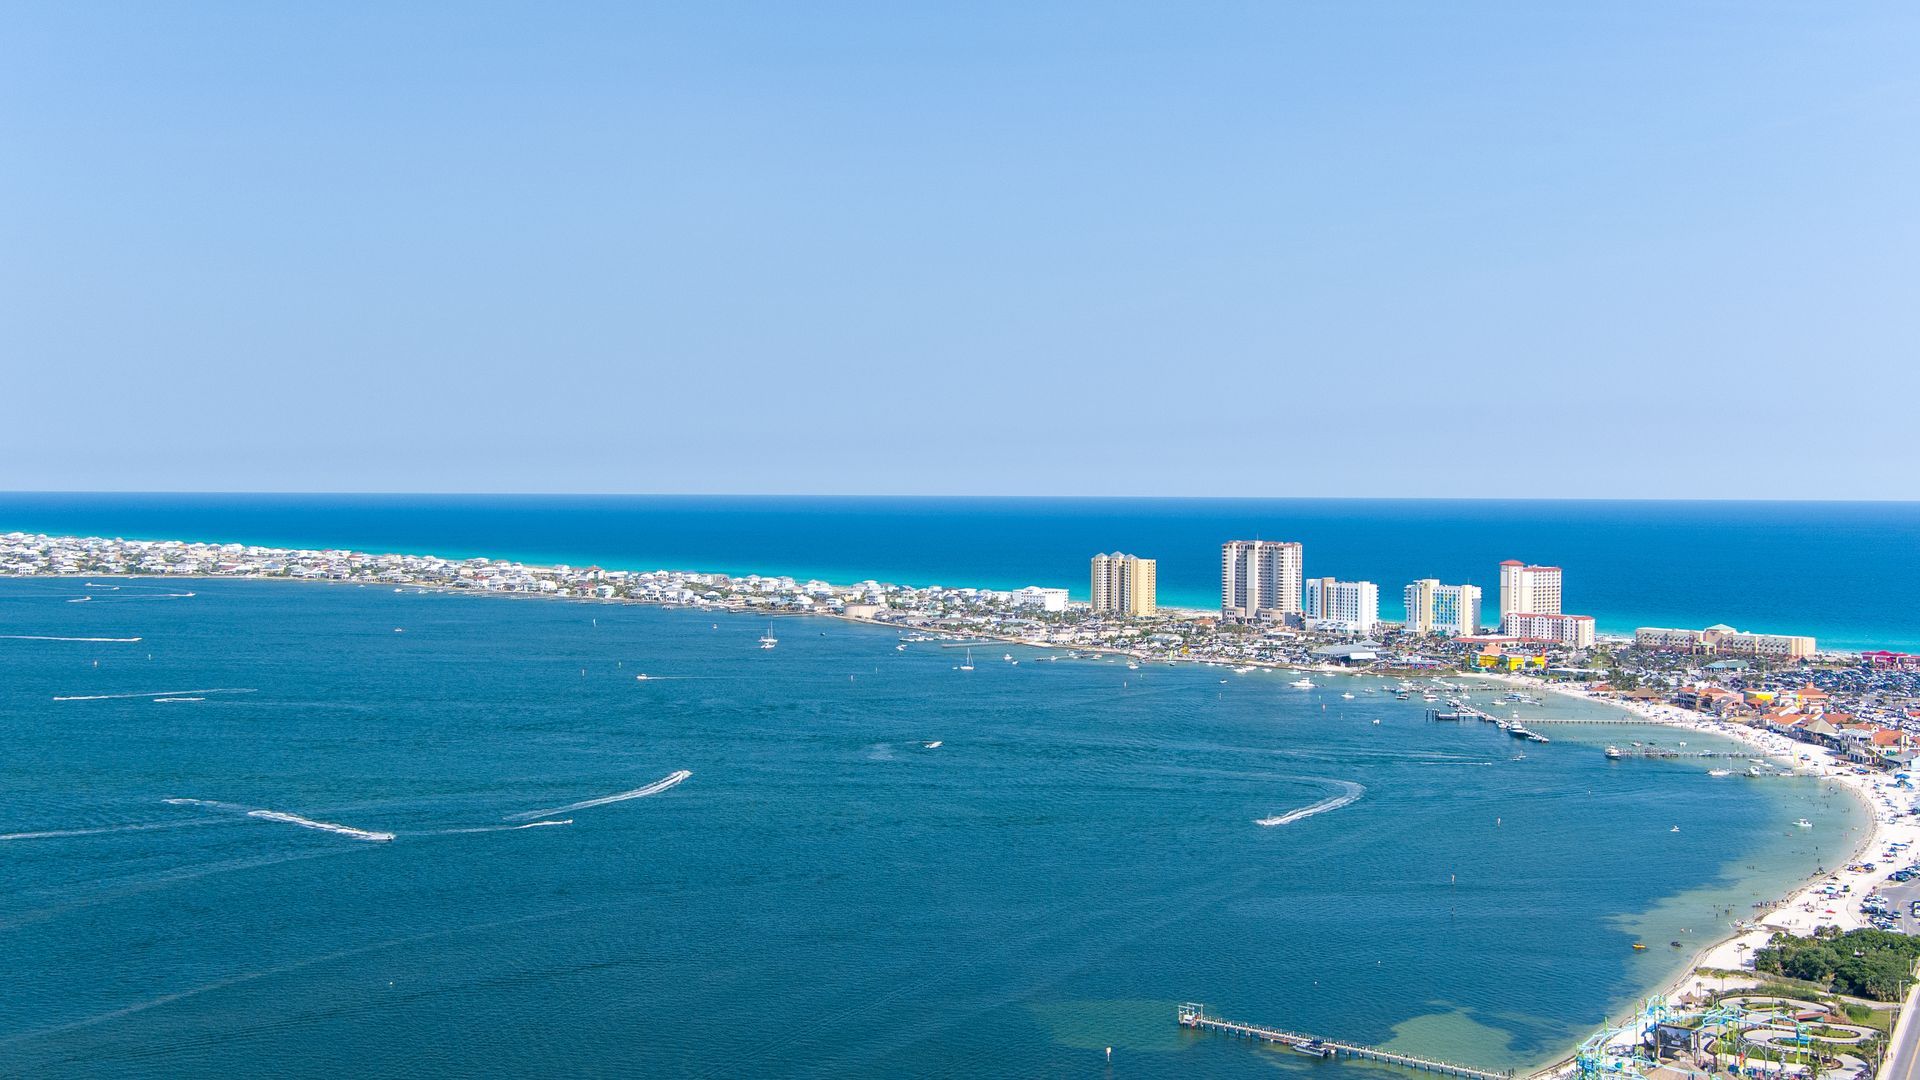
[
  {"x1": 6, "y1": 569, "x2": 1897, "y2": 1075},
  {"x1": 1481, "y1": 672, "x2": 1899, "y2": 1076}
]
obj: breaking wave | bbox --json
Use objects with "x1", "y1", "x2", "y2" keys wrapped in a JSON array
[
  {"x1": 504, "y1": 770, "x2": 690, "y2": 821},
  {"x1": 1255, "y1": 779, "x2": 1365, "y2": 827}
]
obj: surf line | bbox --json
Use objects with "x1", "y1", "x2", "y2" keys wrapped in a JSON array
[
  {"x1": 165, "y1": 798, "x2": 395, "y2": 843},
  {"x1": 0, "y1": 635, "x2": 144, "y2": 643},
  {"x1": 1255, "y1": 779, "x2": 1366, "y2": 828},
  {"x1": 504, "y1": 770, "x2": 691, "y2": 821},
  {"x1": 53, "y1": 688, "x2": 256, "y2": 702}
]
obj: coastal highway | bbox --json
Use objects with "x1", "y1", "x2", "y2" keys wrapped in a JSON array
[{"x1": 1879, "y1": 982, "x2": 1920, "y2": 1080}]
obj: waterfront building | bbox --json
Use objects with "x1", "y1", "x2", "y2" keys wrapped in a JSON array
[
  {"x1": 1006, "y1": 586, "x2": 1070, "y2": 612},
  {"x1": 1090, "y1": 553, "x2": 1157, "y2": 616},
  {"x1": 1403, "y1": 579, "x2": 1481, "y2": 636},
  {"x1": 1220, "y1": 540, "x2": 1302, "y2": 619},
  {"x1": 1635, "y1": 624, "x2": 1816, "y2": 660},
  {"x1": 1304, "y1": 578, "x2": 1379, "y2": 635},
  {"x1": 1497, "y1": 561, "x2": 1562, "y2": 620},
  {"x1": 1502, "y1": 612, "x2": 1595, "y2": 648}
]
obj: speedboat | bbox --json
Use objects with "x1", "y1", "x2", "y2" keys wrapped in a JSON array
[
  {"x1": 1795, "y1": 819, "x2": 1813, "y2": 828},
  {"x1": 1342, "y1": 692, "x2": 1355, "y2": 700},
  {"x1": 1290, "y1": 678, "x2": 1315, "y2": 689}
]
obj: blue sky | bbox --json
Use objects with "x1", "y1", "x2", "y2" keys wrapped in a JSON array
[{"x1": 3, "y1": 3, "x2": 1916, "y2": 497}]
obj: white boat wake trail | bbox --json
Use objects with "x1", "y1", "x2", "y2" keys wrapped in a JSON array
[
  {"x1": 0, "y1": 635, "x2": 144, "y2": 643},
  {"x1": 1255, "y1": 779, "x2": 1365, "y2": 827},
  {"x1": 426, "y1": 820, "x2": 573, "y2": 835},
  {"x1": 165, "y1": 798, "x2": 395, "y2": 842},
  {"x1": 54, "y1": 688, "x2": 256, "y2": 702},
  {"x1": 505, "y1": 770, "x2": 691, "y2": 821}
]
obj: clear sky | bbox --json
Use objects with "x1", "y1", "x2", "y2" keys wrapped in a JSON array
[{"x1": 3, "y1": 3, "x2": 1916, "y2": 498}]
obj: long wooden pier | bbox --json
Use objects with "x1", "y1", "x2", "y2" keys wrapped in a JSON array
[{"x1": 1177, "y1": 1004, "x2": 1513, "y2": 1080}]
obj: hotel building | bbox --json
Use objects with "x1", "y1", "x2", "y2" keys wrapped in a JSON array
[
  {"x1": 1090, "y1": 552, "x2": 1157, "y2": 617},
  {"x1": 1304, "y1": 578, "x2": 1380, "y2": 636},
  {"x1": 1503, "y1": 612, "x2": 1596, "y2": 648},
  {"x1": 1635, "y1": 624, "x2": 1816, "y2": 661},
  {"x1": 1221, "y1": 540, "x2": 1303, "y2": 619},
  {"x1": 1403, "y1": 579, "x2": 1481, "y2": 636},
  {"x1": 1498, "y1": 561, "x2": 1562, "y2": 619}
]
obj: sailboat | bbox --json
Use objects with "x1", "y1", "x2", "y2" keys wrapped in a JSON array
[
  {"x1": 959, "y1": 648, "x2": 974, "y2": 672},
  {"x1": 759, "y1": 626, "x2": 778, "y2": 650}
]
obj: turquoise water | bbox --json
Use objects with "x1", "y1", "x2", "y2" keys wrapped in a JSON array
[
  {"x1": 0, "y1": 579, "x2": 1863, "y2": 1077},
  {"x1": 2, "y1": 494, "x2": 1916, "y2": 650}
]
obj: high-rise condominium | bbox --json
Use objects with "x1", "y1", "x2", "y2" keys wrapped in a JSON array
[
  {"x1": 1404, "y1": 579, "x2": 1482, "y2": 636},
  {"x1": 1220, "y1": 540, "x2": 1303, "y2": 619},
  {"x1": 1090, "y1": 552, "x2": 1157, "y2": 616},
  {"x1": 1305, "y1": 577, "x2": 1380, "y2": 635}
]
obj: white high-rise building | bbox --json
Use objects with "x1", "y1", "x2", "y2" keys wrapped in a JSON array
[
  {"x1": 1304, "y1": 577, "x2": 1379, "y2": 635},
  {"x1": 1403, "y1": 579, "x2": 1481, "y2": 636},
  {"x1": 1090, "y1": 553, "x2": 1157, "y2": 616},
  {"x1": 1220, "y1": 540, "x2": 1303, "y2": 619},
  {"x1": 1498, "y1": 561, "x2": 1562, "y2": 620}
]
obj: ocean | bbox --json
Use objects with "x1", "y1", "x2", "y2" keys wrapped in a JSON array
[
  {"x1": 1, "y1": 494, "x2": 1916, "y2": 651},
  {"x1": 0, "y1": 577, "x2": 1863, "y2": 1077}
]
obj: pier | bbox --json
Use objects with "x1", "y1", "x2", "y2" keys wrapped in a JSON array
[
  {"x1": 1177, "y1": 1004, "x2": 1513, "y2": 1080},
  {"x1": 1604, "y1": 746, "x2": 1738, "y2": 760}
]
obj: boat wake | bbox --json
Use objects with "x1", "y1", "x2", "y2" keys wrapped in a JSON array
[
  {"x1": 504, "y1": 770, "x2": 691, "y2": 821},
  {"x1": 165, "y1": 798, "x2": 395, "y2": 842},
  {"x1": 54, "y1": 688, "x2": 256, "y2": 702},
  {"x1": 0, "y1": 635, "x2": 144, "y2": 643},
  {"x1": 426, "y1": 819, "x2": 573, "y2": 835},
  {"x1": 245, "y1": 810, "x2": 396, "y2": 843},
  {"x1": 0, "y1": 819, "x2": 222, "y2": 842},
  {"x1": 1255, "y1": 779, "x2": 1365, "y2": 827}
]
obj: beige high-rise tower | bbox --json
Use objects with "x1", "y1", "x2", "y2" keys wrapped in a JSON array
[
  {"x1": 1220, "y1": 540, "x2": 1303, "y2": 618},
  {"x1": 1090, "y1": 552, "x2": 1157, "y2": 616}
]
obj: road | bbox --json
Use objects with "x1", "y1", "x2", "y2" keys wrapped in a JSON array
[{"x1": 1878, "y1": 982, "x2": 1920, "y2": 1080}]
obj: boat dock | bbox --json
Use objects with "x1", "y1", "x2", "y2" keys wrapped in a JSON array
[{"x1": 1177, "y1": 1004, "x2": 1512, "y2": 1079}]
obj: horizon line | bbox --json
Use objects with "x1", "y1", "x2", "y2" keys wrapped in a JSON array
[{"x1": 5, "y1": 490, "x2": 1920, "y2": 506}]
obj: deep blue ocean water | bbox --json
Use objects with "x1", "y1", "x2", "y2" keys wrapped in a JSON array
[
  {"x1": 0, "y1": 578, "x2": 1862, "y2": 1077},
  {"x1": 1, "y1": 494, "x2": 1916, "y2": 651}
]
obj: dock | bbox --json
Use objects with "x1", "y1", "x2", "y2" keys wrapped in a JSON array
[{"x1": 1177, "y1": 1004, "x2": 1513, "y2": 1080}]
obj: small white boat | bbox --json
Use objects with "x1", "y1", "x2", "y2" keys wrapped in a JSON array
[
  {"x1": 1003, "y1": 654, "x2": 1013, "y2": 662},
  {"x1": 1794, "y1": 819, "x2": 1813, "y2": 828},
  {"x1": 1342, "y1": 692, "x2": 1355, "y2": 700},
  {"x1": 1708, "y1": 769, "x2": 1731, "y2": 777},
  {"x1": 759, "y1": 626, "x2": 778, "y2": 649},
  {"x1": 925, "y1": 741, "x2": 943, "y2": 749},
  {"x1": 1670, "y1": 826, "x2": 1681, "y2": 833},
  {"x1": 1126, "y1": 661, "x2": 1140, "y2": 670},
  {"x1": 959, "y1": 649, "x2": 974, "y2": 672},
  {"x1": 1290, "y1": 679, "x2": 1315, "y2": 689},
  {"x1": 1371, "y1": 718, "x2": 1381, "y2": 725},
  {"x1": 896, "y1": 644, "x2": 907, "y2": 651},
  {"x1": 634, "y1": 674, "x2": 653, "y2": 681}
]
